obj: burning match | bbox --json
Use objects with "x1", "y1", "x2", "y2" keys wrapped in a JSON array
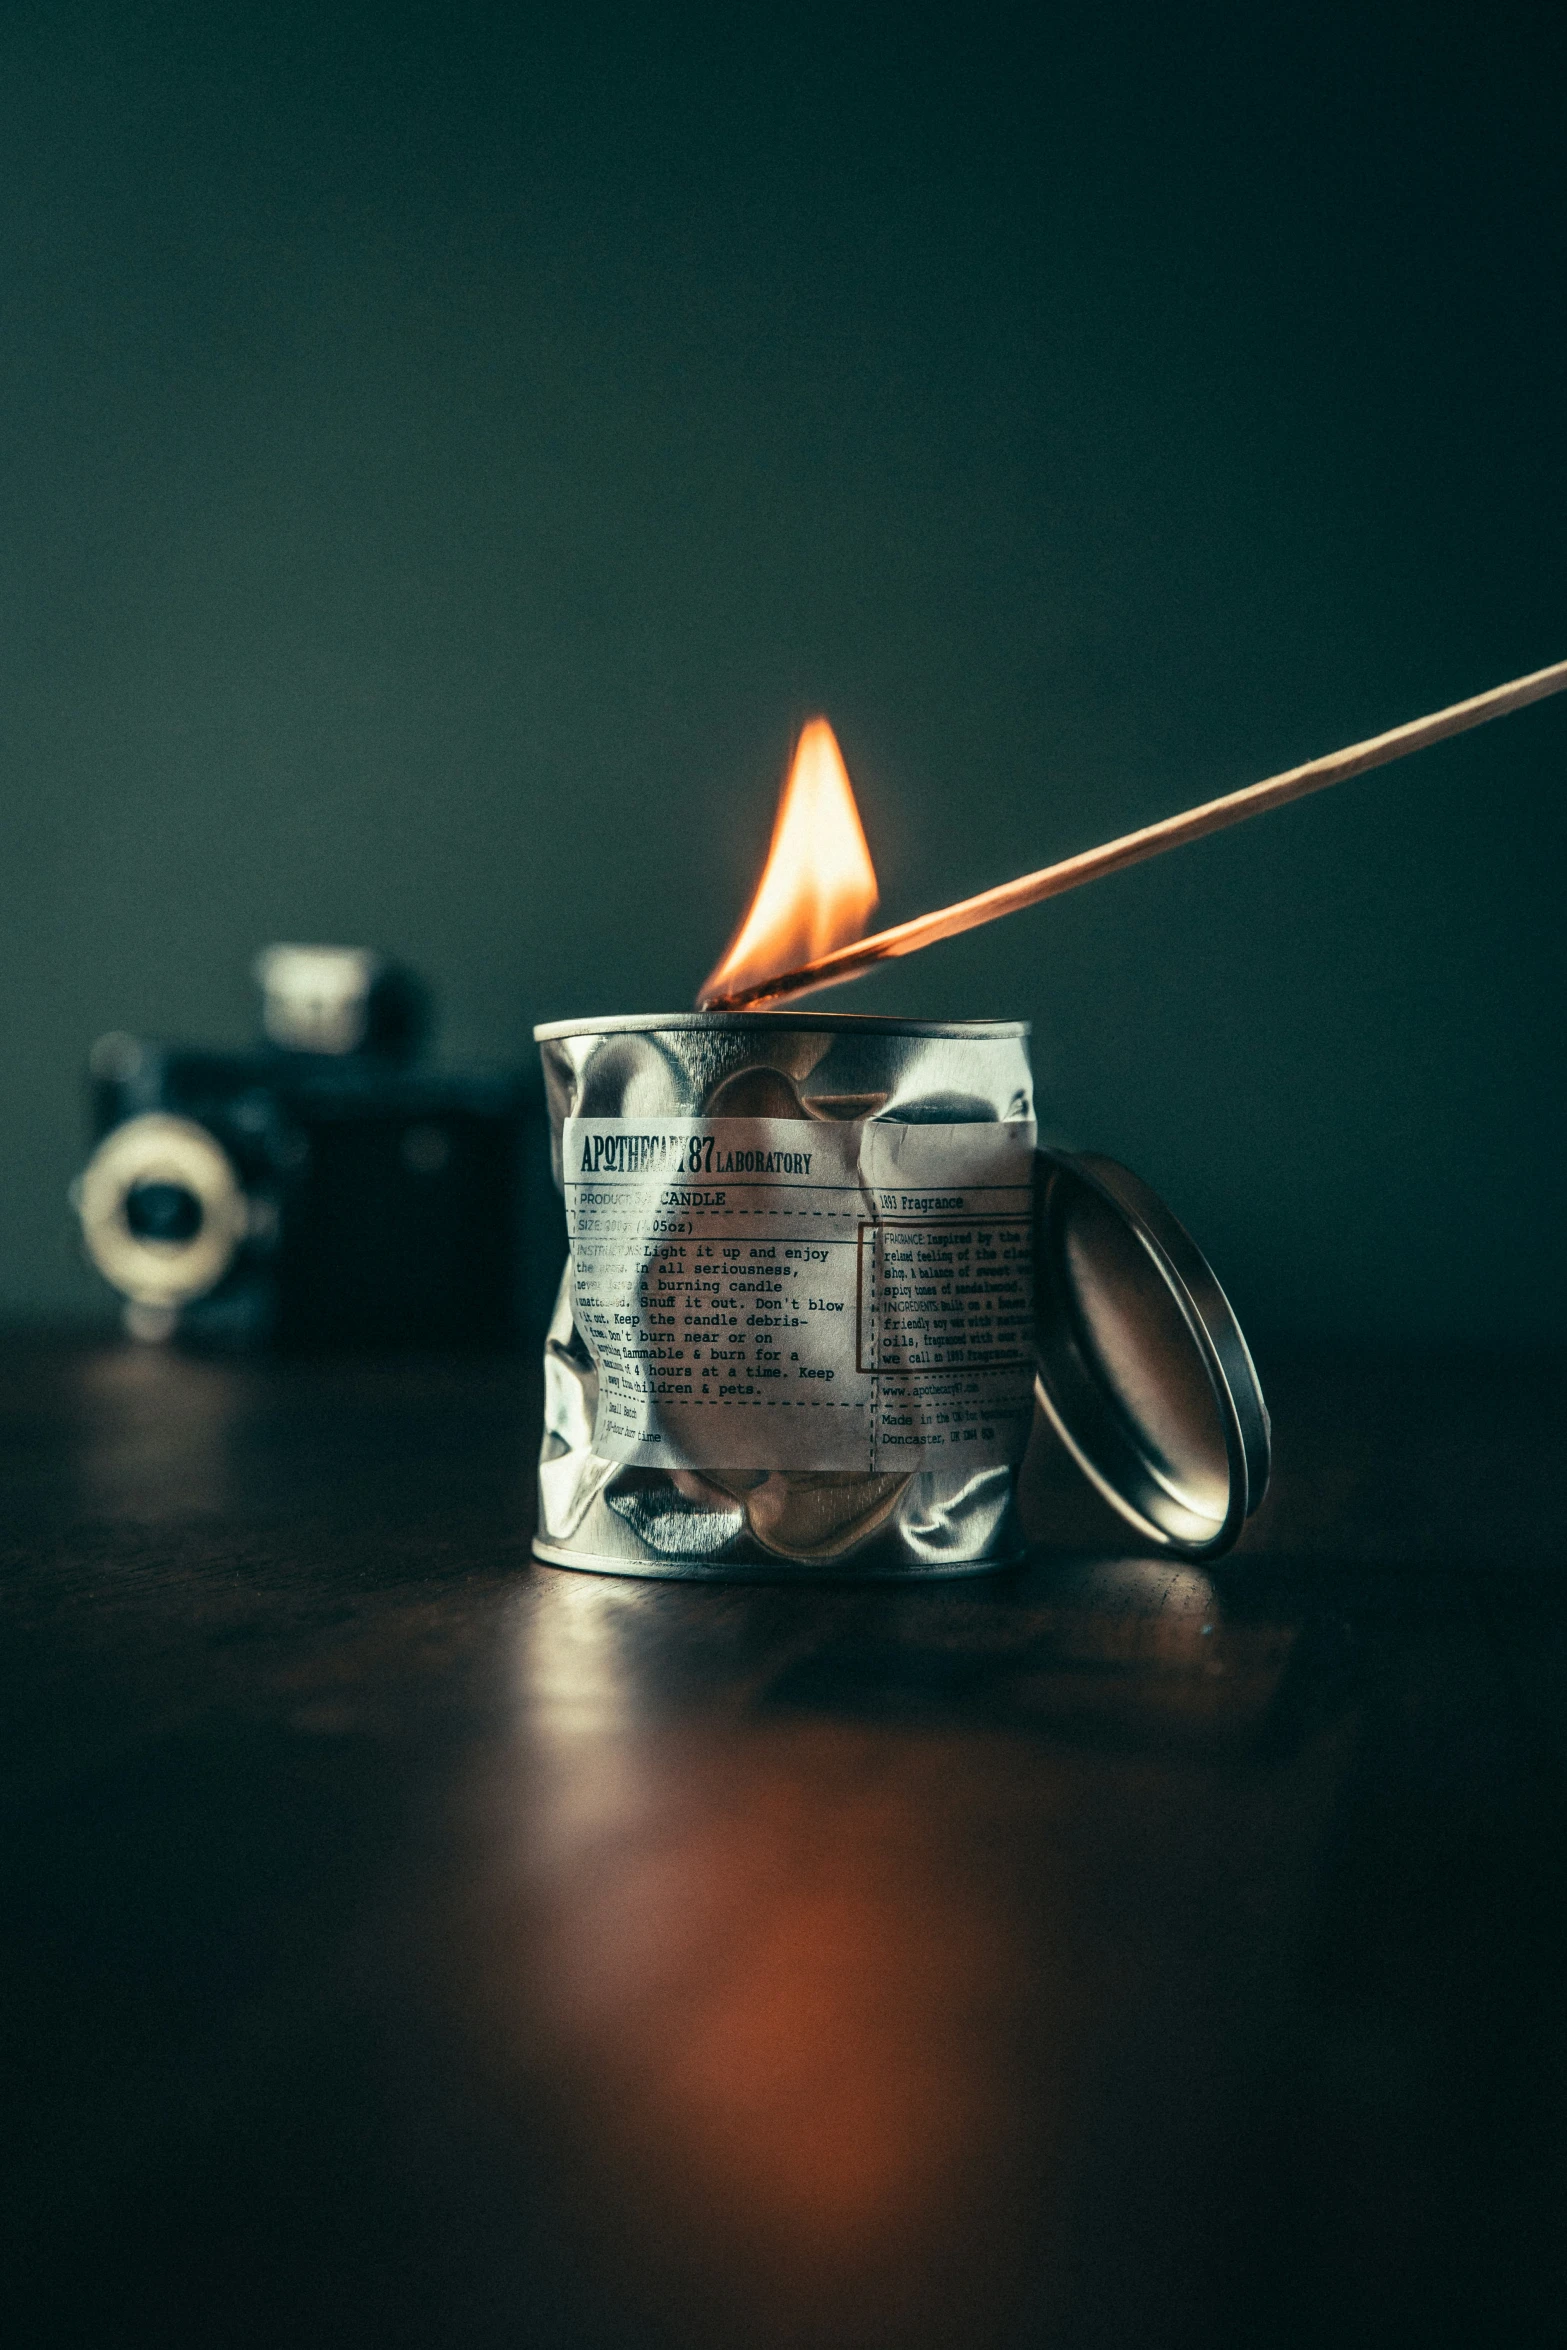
[{"x1": 699, "y1": 658, "x2": 1567, "y2": 1011}]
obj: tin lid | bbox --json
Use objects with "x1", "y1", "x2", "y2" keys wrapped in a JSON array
[{"x1": 1032, "y1": 1151, "x2": 1271, "y2": 1558}]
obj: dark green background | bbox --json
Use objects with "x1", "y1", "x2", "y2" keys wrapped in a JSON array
[{"x1": 2, "y1": 2, "x2": 1562, "y2": 1340}]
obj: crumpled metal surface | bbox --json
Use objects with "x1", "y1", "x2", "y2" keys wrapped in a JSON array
[{"x1": 533, "y1": 1013, "x2": 1035, "y2": 1579}]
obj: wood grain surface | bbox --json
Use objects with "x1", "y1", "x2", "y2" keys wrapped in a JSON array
[{"x1": 2, "y1": 1335, "x2": 1562, "y2": 2349}]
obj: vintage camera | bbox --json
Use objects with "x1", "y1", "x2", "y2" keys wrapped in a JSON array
[{"x1": 73, "y1": 946, "x2": 559, "y2": 1348}]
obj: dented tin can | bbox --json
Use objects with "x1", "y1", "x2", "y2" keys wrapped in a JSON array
[{"x1": 533, "y1": 1012, "x2": 1039, "y2": 1577}]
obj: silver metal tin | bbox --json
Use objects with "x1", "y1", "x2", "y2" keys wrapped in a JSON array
[
  {"x1": 534, "y1": 1012, "x2": 1036, "y2": 1579},
  {"x1": 533, "y1": 1011, "x2": 1271, "y2": 1578}
]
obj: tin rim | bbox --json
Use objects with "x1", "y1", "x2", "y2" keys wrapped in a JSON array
[{"x1": 533, "y1": 1010, "x2": 1030, "y2": 1042}]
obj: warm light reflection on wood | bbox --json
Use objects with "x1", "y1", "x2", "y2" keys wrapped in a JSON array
[
  {"x1": 441, "y1": 1566, "x2": 1317, "y2": 2347},
  {"x1": 472, "y1": 1574, "x2": 1028, "y2": 2342}
]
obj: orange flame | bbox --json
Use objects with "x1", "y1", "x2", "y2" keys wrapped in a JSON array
[{"x1": 698, "y1": 719, "x2": 879, "y2": 1009}]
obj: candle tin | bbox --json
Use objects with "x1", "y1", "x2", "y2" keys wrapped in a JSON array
[{"x1": 533, "y1": 1012, "x2": 1269, "y2": 1580}]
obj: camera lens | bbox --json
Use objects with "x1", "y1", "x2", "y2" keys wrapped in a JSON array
[
  {"x1": 124, "y1": 1180, "x2": 204, "y2": 1245},
  {"x1": 75, "y1": 1115, "x2": 247, "y2": 1307}
]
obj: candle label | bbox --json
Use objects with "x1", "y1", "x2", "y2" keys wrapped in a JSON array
[{"x1": 561, "y1": 1116, "x2": 1036, "y2": 1472}]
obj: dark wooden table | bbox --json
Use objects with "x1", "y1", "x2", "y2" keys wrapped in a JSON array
[{"x1": 2, "y1": 1333, "x2": 1562, "y2": 2349}]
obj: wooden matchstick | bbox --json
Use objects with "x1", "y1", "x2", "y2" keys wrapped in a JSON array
[{"x1": 701, "y1": 657, "x2": 1567, "y2": 1010}]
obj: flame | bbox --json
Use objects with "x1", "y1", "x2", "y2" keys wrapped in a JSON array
[{"x1": 698, "y1": 719, "x2": 879, "y2": 1008}]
